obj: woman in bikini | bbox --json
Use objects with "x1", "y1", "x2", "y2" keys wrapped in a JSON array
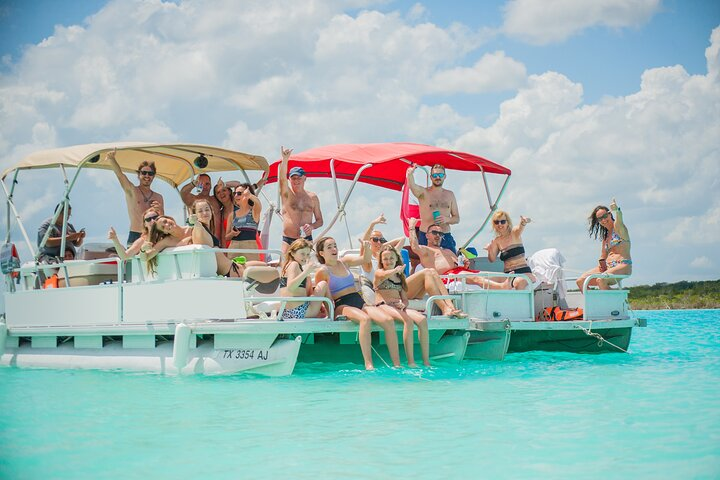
[
  {"x1": 108, "y1": 207, "x2": 159, "y2": 260},
  {"x1": 374, "y1": 245, "x2": 430, "y2": 367},
  {"x1": 279, "y1": 239, "x2": 330, "y2": 320},
  {"x1": 226, "y1": 183, "x2": 262, "y2": 261},
  {"x1": 577, "y1": 198, "x2": 632, "y2": 291},
  {"x1": 315, "y1": 236, "x2": 401, "y2": 371},
  {"x1": 485, "y1": 210, "x2": 535, "y2": 290},
  {"x1": 140, "y1": 216, "x2": 192, "y2": 274},
  {"x1": 189, "y1": 199, "x2": 277, "y2": 284}
]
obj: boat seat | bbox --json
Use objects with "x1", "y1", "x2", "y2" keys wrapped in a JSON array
[{"x1": 154, "y1": 244, "x2": 218, "y2": 281}]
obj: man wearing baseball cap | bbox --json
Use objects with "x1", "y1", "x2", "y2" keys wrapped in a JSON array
[{"x1": 278, "y1": 146, "x2": 324, "y2": 253}]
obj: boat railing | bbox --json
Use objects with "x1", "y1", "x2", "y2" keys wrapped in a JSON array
[
  {"x1": 581, "y1": 273, "x2": 630, "y2": 293},
  {"x1": 440, "y1": 271, "x2": 535, "y2": 321},
  {"x1": 14, "y1": 256, "x2": 124, "y2": 291},
  {"x1": 129, "y1": 247, "x2": 283, "y2": 284},
  {"x1": 242, "y1": 295, "x2": 335, "y2": 321},
  {"x1": 441, "y1": 271, "x2": 535, "y2": 291}
]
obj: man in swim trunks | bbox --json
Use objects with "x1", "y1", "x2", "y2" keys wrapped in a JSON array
[
  {"x1": 406, "y1": 164, "x2": 459, "y2": 253},
  {"x1": 278, "y1": 146, "x2": 323, "y2": 254},
  {"x1": 409, "y1": 218, "x2": 509, "y2": 289},
  {"x1": 107, "y1": 149, "x2": 165, "y2": 246}
]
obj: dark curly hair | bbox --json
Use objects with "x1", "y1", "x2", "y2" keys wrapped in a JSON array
[{"x1": 588, "y1": 205, "x2": 613, "y2": 240}]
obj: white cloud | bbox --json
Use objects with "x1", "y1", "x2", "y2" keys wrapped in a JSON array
[
  {"x1": 502, "y1": 0, "x2": 661, "y2": 45},
  {"x1": 690, "y1": 256, "x2": 712, "y2": 269},
  {"x1": 427, "y1": 51, "x2": 527, "y2": 94}
]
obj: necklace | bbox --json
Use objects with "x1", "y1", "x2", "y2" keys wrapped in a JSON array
[{"x1": 139, "y1": 188, "x2": 153, "y2": 204}]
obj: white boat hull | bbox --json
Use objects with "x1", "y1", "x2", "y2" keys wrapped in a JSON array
[{"x1": 0, "y1": 337, "x2": 301, "y2": 376}]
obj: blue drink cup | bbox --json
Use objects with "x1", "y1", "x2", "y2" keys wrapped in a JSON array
[{"x1": 432, "y1": 210, "x2": 441, "y2": 224}]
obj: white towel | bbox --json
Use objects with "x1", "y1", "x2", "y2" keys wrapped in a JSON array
[{"x1": 527, "y1": 248, "x2": 567, "y2": 299}]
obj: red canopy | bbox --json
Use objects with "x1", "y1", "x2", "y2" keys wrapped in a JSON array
[{"x1": 265, "y1": 143, "x2": 510, "y2": 191}]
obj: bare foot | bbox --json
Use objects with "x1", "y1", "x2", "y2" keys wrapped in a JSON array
[
  {"x1": 408, "y1": 362, "x2": 418, "y2": 368},
  {"x1": 365, "y1": 363, "x2": 375, "y2": 371}
]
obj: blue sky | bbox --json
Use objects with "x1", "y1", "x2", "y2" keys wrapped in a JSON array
[{"x1": 0, "y1": 0, "x2": 719, "y2": 291}]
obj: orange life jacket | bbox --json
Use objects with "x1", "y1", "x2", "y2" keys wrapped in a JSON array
[{"x1": 537, "y1": 306, "x2": 584, "y2": 322}]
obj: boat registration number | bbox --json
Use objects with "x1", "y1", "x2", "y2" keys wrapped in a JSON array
[{"x1": 218, "y1": 349, "x2": 269, "y2": 361}]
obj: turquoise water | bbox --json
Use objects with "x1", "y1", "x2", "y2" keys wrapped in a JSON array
[{"x1": 1, "y1": 310, "x2": 719, "y2": 479}]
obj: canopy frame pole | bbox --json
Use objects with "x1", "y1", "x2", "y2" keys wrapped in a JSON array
[
  {"x1": 460, "y1": 173, "x2": 511, "y2": 250},
  {"x1": 327, "y1": 159, "x2": 354, "y2": 248},
  {"x1": 0, "y1": 173, "x2": 35, "y2": 256},
  {"x1": 37, "y1": 161, "x2": 87, "y2": 260},
  {"x1": 57, "y1": 165, "x2": 71, "y2": 259},
  {"x1": 315, "y1": 162, "x2": 374, "y2": 245}
]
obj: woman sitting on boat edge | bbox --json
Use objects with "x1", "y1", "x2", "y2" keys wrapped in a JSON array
[
  {"x1": 188, "y1": 199, "x2": 278, "y2": 287},
  {"x1": 374, "y1": 244, "x2": 430, "y2": 367},
  {"x1": 484, "y1": 210, "x2": 536, "y2": 290},
  {"x1": 577, "y1": 198, "x2": 632, "y2": 291},
  {"x1": 279, "y1": 238, "x2": 329, "y2": 320},
  {"x1": 315, "y1": 236, "x2": 401, "y2": 370}
]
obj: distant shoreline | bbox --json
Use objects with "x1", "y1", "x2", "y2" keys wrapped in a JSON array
[{"x1": 627, "y1": 279, "x2": 720, "y2": 310}]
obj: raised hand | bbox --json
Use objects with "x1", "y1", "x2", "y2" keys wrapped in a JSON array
[
  {"x1": 520, "y1": 216, "x2": 531, "y2": 226},
  {"x1": 281, "y1": 146, "x2": 293, "y2": 160},
  {"x1": 409, "y1": 217, "x2": 418, "y2": 229},
  {"x1": 372, "y1": 213, "x2": 386, "y2": 225},
  {"x1": 108, "y1": 227, "x2": 118, "y2": 241},
  {"x1": 610, "y1": 198, "x2": 618, "y2": 211}
]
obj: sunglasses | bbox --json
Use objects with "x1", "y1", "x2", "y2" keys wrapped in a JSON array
[
  {"x1": 493, "y1": 219, "x2": 507, "y2": 225},
  {"x1": 139, "y1": 170, "x2": 155, "y2": 177},
  {"x1": 428, "y1": 231, "x2": 444, "y2": 237},
  {"x1": 597, "y1": 212, "x2": 611, "y2": 221},
  {"x1": 144, "y1": 215, "x2": 159, "y2": 223},
  {"x1": 370, "y1": 237, "x2": 386, "y2": 243},
  {"x1": 234, "y1": 191, "x2": 245, "y2": 196},
  {"x1": 431, "y1": 173, "x2": 446, "y2": 179}
]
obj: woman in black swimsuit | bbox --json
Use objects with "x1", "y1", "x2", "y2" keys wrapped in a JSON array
[
  {"x1": 485, "y1": 210, "x2": 535, "y2": 290},
  {"x1": 191, "y1": 199, "x2": 276, "y2": 282},
  {"x1": 374, "y1": 245, "x2": 430, "y2": 367}
]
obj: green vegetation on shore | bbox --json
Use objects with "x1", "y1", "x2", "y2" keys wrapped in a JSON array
[{"x1": 628, "y1": 279, "x2": 720, "y2": 310}]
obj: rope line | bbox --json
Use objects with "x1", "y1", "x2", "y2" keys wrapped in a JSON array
[{"x1": 573, "y1": 323, "x2": 628, "y2": 353}]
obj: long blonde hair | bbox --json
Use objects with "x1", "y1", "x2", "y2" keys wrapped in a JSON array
[{"x1": 146, "y1": 215, "x2": 175, "y2": 274}]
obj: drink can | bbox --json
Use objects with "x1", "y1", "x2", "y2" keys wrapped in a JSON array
[
  {"x1": 432, "y1": 210, "x2": 441, "y2": 224},
  {"x1": 300, "y1": 226, "x2": 305, "y2": 238}
]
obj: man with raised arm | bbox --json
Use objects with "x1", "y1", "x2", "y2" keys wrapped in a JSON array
[
  {"x1": 106, "y1": 149, "x2": 165, "y2": 246},
  {"x1": 409, "y1": 217, "x2": 508, "y2": 289},
  {"x1": 406, "y1": 164, "x2": 459, "y2": 253},
  {"x1": 278, "y1": 146, "x2": 323, "y2": 253}
]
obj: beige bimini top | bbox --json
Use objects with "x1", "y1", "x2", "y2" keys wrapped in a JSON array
[{"x1": 2, "y1": 142, "x2": 268, "y2": 187}]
